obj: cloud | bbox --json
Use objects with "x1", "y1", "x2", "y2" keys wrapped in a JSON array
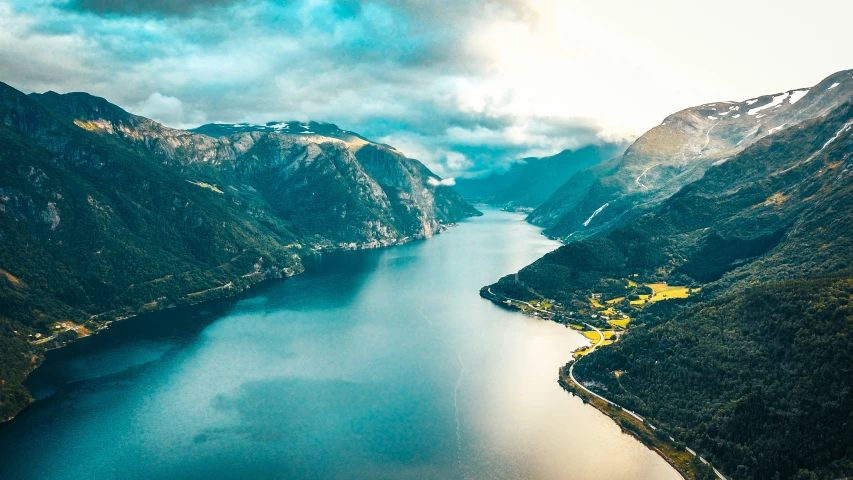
[
  {"x1": 2, "y1": 0, "x2": 850, "y2": 179},
  {"x1": 131, "y1": 92, "x2": 209, "y2": 128},
  {"x1": 427, "y1": 177, "x2": 456, "y2": 187},
  {"x1": 133, "y1": 92, "x2": 184, "y2": 123},
  {"x1": 66, "y1": 0, "x2": 243, "y2": 17}
]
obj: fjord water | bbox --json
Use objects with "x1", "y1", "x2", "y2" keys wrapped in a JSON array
[{"x1": 0, "y1": 209, "x2": 679, "y2": 480}]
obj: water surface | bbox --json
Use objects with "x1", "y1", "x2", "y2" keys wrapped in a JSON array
[{"x1": 0, "y1": 209, "x2": 679, "y2": 480}]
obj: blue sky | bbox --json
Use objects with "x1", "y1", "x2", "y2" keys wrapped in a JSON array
[{"x1": 1, "y1": 0, "x2": 851, "y2": 178}]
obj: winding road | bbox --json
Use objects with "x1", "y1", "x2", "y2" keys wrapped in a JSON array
[
  {"x1": 566, "y1": 323, "x2": 728, "y2": 480},
  {"x1": 486, "y1": 288, "x2": 552, "y2": 315},
  {"x1": 488, "y1": 287, "x2": 727, "y2": 479}
]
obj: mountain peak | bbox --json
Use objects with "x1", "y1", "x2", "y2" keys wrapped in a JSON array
[{"x1": 190, "y1": 120, "x2": 350, "y2": 138}]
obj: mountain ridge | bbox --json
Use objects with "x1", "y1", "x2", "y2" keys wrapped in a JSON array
[
  {"x1": 452, "y1": 143, "x2": 627, "y2": 210},
  {"x1": 0, "y1": 81, "x2": 479, "y2": 421},
  {"x1": 529, "y1": 69, "x2": 853, "y2": 242},
  {"x1": 484, "y1": 72, "x2": 853, "y2": 479}
]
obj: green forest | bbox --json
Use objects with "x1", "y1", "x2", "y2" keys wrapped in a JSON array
[{"x1": 487, "y1": 99, "x2": 853, "y2": 479}]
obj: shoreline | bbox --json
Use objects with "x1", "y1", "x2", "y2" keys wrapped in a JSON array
[
  {"x1": 480, "y1": 292, "x2": 723, "y2": 480},
  {"x1": 559, "y1": 365, "x2": 703, "y2": 480},
  {"x1": 2, "y1": 221, "x2": 464, "y2": 424}
]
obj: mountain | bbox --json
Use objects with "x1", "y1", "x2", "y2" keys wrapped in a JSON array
[
  {"x1": 485, "y1": 71, "x2": 853, "y2": 479},
  {"x1": 0, "y1": 82, "x2": 479, "y2": 421},
  {"x1": 452, "y1": 143, "x2": 627, "y2": 210},
  {"x1": 529, "y1": 69, "x2": 853, "y2": 241}
]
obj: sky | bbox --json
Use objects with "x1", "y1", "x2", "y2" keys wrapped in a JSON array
[{"x1": 0, "y1": 0, "x2": 850, "y2": 178}]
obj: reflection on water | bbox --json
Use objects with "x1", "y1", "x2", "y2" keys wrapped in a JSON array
[{"x1": 0, "y1": 209, "x2": 680, "y2": 480}]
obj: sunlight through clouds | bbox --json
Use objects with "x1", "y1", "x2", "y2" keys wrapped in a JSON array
[{"x1": 0, "y1": 0, "x2": 849, "y2": 177}]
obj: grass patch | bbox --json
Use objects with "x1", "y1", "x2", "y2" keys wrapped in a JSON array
[
  {"x1": 630, "y1": 294, "x2": 651, "y2": 305},
  {"x1": 649, "y1": 285, "x2": 695, "y2": 302},
  {"x1": 186, "y1": 180, "x2": 224, "y2": 194},
  {"x1": 582, "y1": 330, "x2": 602, "y2": 343},
  {"x1": 609, "y1": 319, "x2": 631, "y2": 328}
]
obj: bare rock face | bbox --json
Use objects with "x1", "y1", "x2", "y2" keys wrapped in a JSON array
[
  {"x1": 530, "y1": 69, "x2": 853, "y2": 241},
  {"x1": 19, "y1": 88, "x2": 479, "y2": 247}
]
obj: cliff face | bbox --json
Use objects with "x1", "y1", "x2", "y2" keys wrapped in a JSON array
[
  {"x1": 529, "y1": 69, "x2": 853, "y2": 241},
  {"x1": 0, "y1": 82, "x2": 479, "y2": 420},
  {"x1": 26, "y1": 93, "x2": 480, "y2": 245}
]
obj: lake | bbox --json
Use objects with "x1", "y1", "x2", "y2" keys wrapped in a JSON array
[{"x1": 0, "y1": 209, "x2": 679, "y2": 480}]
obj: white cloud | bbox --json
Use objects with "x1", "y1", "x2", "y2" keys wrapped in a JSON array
[
  {"x1": 133, "y1": 92, "x2": 184, "y2": 123},
  {"x1": 427, "y1": 177, "x2": 456, "y2": 187},
  {"x1": 445, "y1": 152, "x2": 472, "y2": 171},
  {"x1": 1, "y1": 0, "x2": 851, "y2": 178}
]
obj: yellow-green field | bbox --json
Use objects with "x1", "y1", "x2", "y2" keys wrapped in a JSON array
[
  {"x1": 609, "y1": 318, "x2": 631, "y2": 328},
  {"x1": 629, "y1": 294, "x2": 650, "y2": 305},
  {"x1": 573, "y1": 347, "x2": 591, "y2": 358},
  {"x1": 582, "y1": 330, "x2": 602, "y2": 342},
  {"x1": 580, "y1": 330, "x2": 616, "y2": 344},
  {"x1": 606, "y1": 297, "x2": 625, "y2": 304},
  {"x1": 649, "y1": 285, "x2": 699, "y2": 302}
]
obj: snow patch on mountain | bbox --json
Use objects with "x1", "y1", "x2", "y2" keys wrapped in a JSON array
[
  {"x1": 789, "y1": 89, "x2": 809, "y2": 104},
  {"x1": 583, "y1": 203, "x2": 609, "y2": 227},
  {"x1": 748, "y1": 92, "x2": 790, "y2": 116}
]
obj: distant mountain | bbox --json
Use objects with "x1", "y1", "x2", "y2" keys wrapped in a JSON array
[
  {"x1": 0, "y1": 82, "x2": 479, "y2": 421},
  {"x1": 453, "y1": 143, "x2": 626, "y2": 210},
  {"x1": 529, "y1": 69, "x2": 853, "y2": 241},
  {"x1": 486, "y1": 71, "x2": 853, "y2": 479}
]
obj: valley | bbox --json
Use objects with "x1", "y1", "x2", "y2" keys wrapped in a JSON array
[{"x1": 1, "y1": 2, "x2": 850, "y2": 479}]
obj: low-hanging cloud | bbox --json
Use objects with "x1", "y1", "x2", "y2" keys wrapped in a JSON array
[{"x1": 427, "y1": 177, "x2": 456, "y2": 187}]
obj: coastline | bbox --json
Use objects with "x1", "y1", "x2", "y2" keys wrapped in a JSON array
[
  {"x1": 480, "y1": 292, "x2": 723, "y2": 480},
  {"x1": 1, "y1": 221, "x2": 463, "y2": 424},
  {"x1": 559, "y1": 365, "x2": 705, "y2": 480}
]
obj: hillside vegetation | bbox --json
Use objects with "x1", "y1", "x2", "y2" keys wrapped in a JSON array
[
  {"x1": 453, "y1": 143, "x2": 626, "y2": 210},
  {"x1": 486, "y1": 73, "x2": 853, "y2": 479},
  {"x1": 0, "y1": 82, "x2": 478, "y2": 420}
]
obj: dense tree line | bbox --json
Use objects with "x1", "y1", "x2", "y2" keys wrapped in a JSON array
[
  {"x1": 486, "y1": 101, "x2": 853, "y2": 479},
  {"x1": 575, "y1": 277, "x2": 853, "y2": 479}
]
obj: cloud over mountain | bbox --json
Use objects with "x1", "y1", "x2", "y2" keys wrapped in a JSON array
[{"x1": 1, "y1": 0, "x2": 850, "y2": 177}]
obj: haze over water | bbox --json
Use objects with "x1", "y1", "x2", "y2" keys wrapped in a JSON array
[{"x1": 0, "y1": 209, "x2": 679, "y2": 480}]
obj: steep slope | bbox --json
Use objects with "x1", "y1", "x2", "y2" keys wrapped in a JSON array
[
  {"x1": 576, "y1": 277, "x2": 853, "y2": 480},
  {"x1": 486, "y1": 96, "x2": 853, "y2": 479},
  {"x1": 453, "y1": 143, "x2": 626, "y2": 210},
  {"x1": 530, "y1": 69, "x2": 853, "y2": 241},
  {"x1": 30, "y1": 94, "x2": 479, "y2": 245},
  {"x1": 0, "y1": 82, "x2": 478, "y2": 420}
]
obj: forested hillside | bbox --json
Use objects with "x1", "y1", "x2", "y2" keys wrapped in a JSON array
[
  {"x1": 0, "y1": 82, "x2": 478, "y2": 421},
  {"x1": 575, "y1": 277, "x2": 853, "y2": 479},
  {"x1": 452, "y1": 144, "x2": 625, "y2": 209},
  {"x1": 486, "y1": 89, "x2": 853, "y2": 479}
]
